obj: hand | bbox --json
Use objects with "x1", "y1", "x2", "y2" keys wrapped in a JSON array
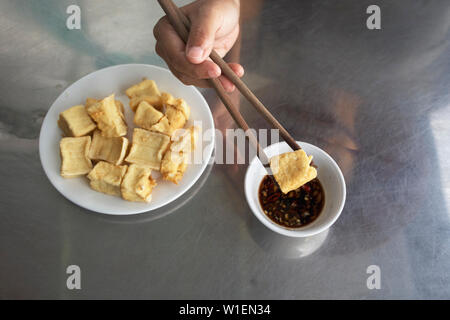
[{"x1": 153, "y1": 0, "x2": 243, "y2": 92}]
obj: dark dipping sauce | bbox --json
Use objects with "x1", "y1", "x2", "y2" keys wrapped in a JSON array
[{"x1": 258, "y1": 175, "x2": 325, "y2": 228}]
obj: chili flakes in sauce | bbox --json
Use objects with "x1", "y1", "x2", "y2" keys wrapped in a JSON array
[{"x1": 258, "y1": 175, "x2": 325, "y2": 228}]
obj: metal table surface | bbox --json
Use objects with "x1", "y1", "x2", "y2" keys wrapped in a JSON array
[{"x1": 1, "y1": 0, "x2": 449, "y2": 299}]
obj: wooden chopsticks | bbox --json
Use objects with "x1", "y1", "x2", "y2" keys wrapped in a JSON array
[{"x1": 157, "y1": 0, "x2": 301, "y2": 168}]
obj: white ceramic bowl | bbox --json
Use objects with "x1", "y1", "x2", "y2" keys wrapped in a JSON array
[
  {"x1": 39, "y1": 64, "x2": 214, "y2": 215},
  {"x1": 245, "y1": 141, "x2": 346, "y2": 237}
]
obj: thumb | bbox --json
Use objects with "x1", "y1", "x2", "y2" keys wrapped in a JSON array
[{"x1": 186, "y1": 9, "x2": 222, "y2": 64}]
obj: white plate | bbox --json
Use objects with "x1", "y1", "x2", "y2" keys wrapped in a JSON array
[
  {"x1": 245, "y1": 141, "x2": 346, "y2": 237},
  {"x1": 39, "y1": 64, "x2": 215, "y2": 215}
]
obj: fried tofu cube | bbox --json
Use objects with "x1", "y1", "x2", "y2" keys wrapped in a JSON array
[
  {"x1": 85, "y1": 98, "x2": 99, "y2": 108},
  {"x1": 160, "y1": 150, "x2": 188, "y2": 184},
  {"x1": 126, "y1": 79, "x2": 161, "y2": 98},
  {"x1": 87, "y1": 161, "x2": 128, "y2": 196},
  {"x1": 149, "y1": 116, "x2": 173, "y2": 136},
  {"x1": 129, "y1": 95, "x2": 163, "y2": 112},
  {"x1": 88, "y1": 130, "x2": 129, "y2": 165},
  {"x1": 269, "y1": 149, "x2": 317, "y2": 194},
  {"x1": 126, "y1": 79, "x2": 162, "y2": 111},
  {"x1": 134, "y1": 101, "x2": 164, "y2": 130},
  {"x1": 160, "y1": 126, "x2": 199, "y2": 183},
  {"x1": 174, "y1": 98, "x2": 190, "y2": 120},
  {"x1": 149, "y1": 106, "x2": 187, "y2": 136},
  {"x1": 171, "y1": 126, "x2": 199, "y2": 153},
  {"x1": 125, "y1": 128, "x2": 170, "y2": 170},
  {"x1": 166, "y1": 105, "x2": 186, "y2": 130},
  {"x1": 86, "y1": 97, "x2": 125, "y2": 120},
  {"x1": 161, "y1": 92, "x2": 190, "y2": 120},
  {"x1": 114, "y1": 100, "x2": 125, "y2": 115},
  {"x1": 60, "y1": 136, "x2": 93, "y2": 178},
  {"x1": 86, "y1": 94, "x2": 127, "y2": 137},
  {"x1": 58, "y1": 105, "x2": 96, "y2": 137},
  {"x1": 121, "y1": 164, "x2": 157, "y2": 202}
]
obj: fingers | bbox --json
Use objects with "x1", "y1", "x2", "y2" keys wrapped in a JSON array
[
  {"x1": 154, "y1": 17, "x2": 221, "y2": 79},
  {"x1": 166, "y1": 64, "x2": 210, "y2": 89},
  {"x1": 168, "y1": 62, "x2": 244, "y2": 93},
  {"x1": 168, "y1": 63, "x2": 244, "y2": 93},
  {"x1": 228, "y1": 63, "x2": 244, "y2": 77},
  {"x1": 154, "y1": 17, "x2": 244, "y2": 92},
  {"x1": 186, "y1": 6, "x2": 223, "y2": 64},
  {"x1": 218, "y1": 63, "x2": 244, "y2": 92}
]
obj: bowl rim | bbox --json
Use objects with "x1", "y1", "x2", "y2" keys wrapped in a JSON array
[{"x1": 244, "y1": 141, "x2": 346, "y2": 237}]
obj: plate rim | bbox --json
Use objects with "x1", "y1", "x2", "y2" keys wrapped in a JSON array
[{"x1": 39, "y1": 63, "x2": 215, "y2": 215}]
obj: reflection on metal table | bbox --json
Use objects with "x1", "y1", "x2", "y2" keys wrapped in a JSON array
[{"x1": 0, "y1": 0, "x2": 449, "y2": 299}]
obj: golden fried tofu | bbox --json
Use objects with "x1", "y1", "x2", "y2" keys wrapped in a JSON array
[
  {"x1": 85, "y1": 98, "x2": 100, "y2": 109},
  {"x1": 114, "y1": 100, "x2": 125, "y2": 115},
  {"x1": 129, "y1": 95, "x2": 163, "y2": 112},
  {"x1": 171, "y1": 126, "x2": 199, "y2": 153},
  {"x1": 88, "y1": 130, "x2": 129, "y2": 165},
  {"x1": 160, "y1": 126, "x2": 199, "y2": 183},
  {"x1": 166, "y1": 105, "x2": 186, "y2": 130},
  {"x1": 149, "y1": 116, "x2": 173, "y2": 136},
  {"x1": 161, "y1": 92, "x2": 177, "y2": 106},
  {"x1": 126, "y1": 79, "x2": 162, "y2": 111},
  {"x1": 161, "y1": 92, "x2": 190, "y2": 119},
  {"x1": 60, "y1": 136, "x2": 93, "y2": 178},
  {"x1": 87, "y1": 161, "x2": 128, "y2": 196},
  {"x1": 121, "y1": 164, "x2": 157, "y2": 202},
  {"x1": 125, "y1": 128, "x2": 170, "y2": 170},
  {"x1": 134, "y1": 101, "x2": 164, "y2": 130},
  {"x1": 160, "y1": 150, "x2": 188, "y2": 184},
  {"x1": 174, "y1": 98, "x2": 190, "y2": 120},
  {"x1": 126, "y1": 79, "x2": 160, "y2": 98},
  {"x1": 86, "y1": 97, "x2": 125, "y2": 120},
  {"x1": 269, "y1": 149, "x2": 317, "y2": 194},
  {"x1": 148, "y1": 106, "x2": 187, "y2": 136},
  {"x1": 86, "y1": 94, "x2": 127, "y2": 137},
  {"x1": 58, "y1": 105, "x2": 96, "y2": 137}
]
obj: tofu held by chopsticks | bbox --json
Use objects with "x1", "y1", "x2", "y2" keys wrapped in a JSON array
[{"x1": 269, "y1": 149, "x2": 317, "y2": 194}]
